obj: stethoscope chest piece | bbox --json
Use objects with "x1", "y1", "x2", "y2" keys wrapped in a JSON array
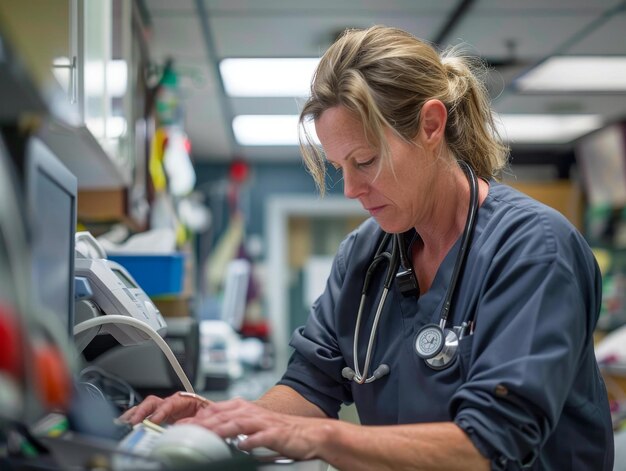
[
  {"x1": 414, "y1": 323, "x2": 459, "y2": 370},
  {"x1": 414, "y1": 324, "x2": 445, "y2": 359}
]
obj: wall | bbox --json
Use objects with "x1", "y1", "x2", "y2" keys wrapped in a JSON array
[{"x1": 194, "y1": 160, "x2": 341, "y2": 243}]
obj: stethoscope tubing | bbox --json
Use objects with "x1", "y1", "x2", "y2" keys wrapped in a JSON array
[
  {"x1": 352, "y1": 288, "x2": 391, "y2": 384},
  {"x1": 439, "y1": 160, "x2": 479, "y2": 326},
  {"x1": 351, "y1": 236, "x2": 397, "y2": 384}
]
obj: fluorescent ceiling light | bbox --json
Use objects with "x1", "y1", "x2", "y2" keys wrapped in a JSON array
[
  {"x1": 220, "y1": 58, "x2": 319, "y2": 97},
  {"x1": 233, "y1": 115, "x2": 319, "y2": 146},
  {"x1": 516, "y1": 56, "x2": 626, "y2": 92},
  {"x1": 496, "y1": 114, "x2": 603, "y2": 144}
]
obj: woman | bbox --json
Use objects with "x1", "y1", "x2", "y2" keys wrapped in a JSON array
[{"x1": 122, "y1": 26, "x2": 613, "y2": 470}]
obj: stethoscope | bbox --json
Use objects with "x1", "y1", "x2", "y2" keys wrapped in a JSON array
[{"x1": 342, "y1": 161, "x2": 479, "y2": 384}]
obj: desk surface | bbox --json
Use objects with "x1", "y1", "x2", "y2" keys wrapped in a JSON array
[{"x1": 41, "y1": 431, "x2": 328, "y2": 470}]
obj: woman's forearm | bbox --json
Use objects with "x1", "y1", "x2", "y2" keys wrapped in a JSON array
[
  {"x1": 254, "y1": 385, "x2": 327, "y2": 417},
  {"x1": 316, "y1": 420, "x2": 489, "y2": 471},
  {"x1": 253, "y1": 386, "x2": 488, "y2": 470}
]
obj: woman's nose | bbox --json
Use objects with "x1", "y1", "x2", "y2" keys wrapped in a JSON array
[{"x1": 342, "y1": 169, "x2": 366, "y2": 199}]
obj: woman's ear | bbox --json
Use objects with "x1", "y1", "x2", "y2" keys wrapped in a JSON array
[{"x1": 417, "y1": 99, "x2": 447, "y2": 148}]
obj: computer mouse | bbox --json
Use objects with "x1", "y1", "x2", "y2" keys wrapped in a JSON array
[
  {"x1": 230, "y1": 433, "x2": 294, "y2": 463},
  {"x1": 149, "y1": 423, "x2": 232, "y2": 467}
]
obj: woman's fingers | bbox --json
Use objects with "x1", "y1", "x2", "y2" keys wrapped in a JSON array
[
  {"x1": 173, "y1": 397, "x2": 322, "y2": 461},
  {"x1": 119, "y1": 395, "x2": 164, "y2": 424},
  {"x1": 119, "y1": 392, "x2": 204, "y2": 425}
]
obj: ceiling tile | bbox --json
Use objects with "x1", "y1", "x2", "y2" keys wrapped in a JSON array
[
  {"x1": 566, "y1": 12, "x2": 626, "y2": 54},
  {"x1": 208, "y1": 15, "x2": 447, "y2": 58},
  {"x1": 148, "y1": 16, "x2": 207, "y2": 61},
  {"x1": 186, "y1": 92, "x2": 234, "y2": 158},
  {"x1": 204, "y1": 0, "x2": 456, "y2": 14},
  {"x1": 450, "y1": 14, "x2": 601, "y2": 59},
  {"x1": 494, "y1": 93, "x2": 626, "y2": 124},
  {"x1": 473, "y1": 0, "x2": 623, "y2": 12}
]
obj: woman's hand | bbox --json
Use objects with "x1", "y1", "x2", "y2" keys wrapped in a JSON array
[
  {"x1": 177, "y1": 397, "x2": 333, "y2": 461},
  {"x1": 119, "y1": 392, "x2": 211, "y2": 425}
]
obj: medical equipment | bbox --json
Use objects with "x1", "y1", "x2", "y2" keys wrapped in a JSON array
[
  {"x1": 341, "y1": 232, "x2": 397, "y2": 384},
  {"x1": 342, "y1": 161, "x2": 479, "y2": 383},
  {"x1": 89, "y1": 317, "x2": 200, "y2": 396},
  {"x1": 73, "y1": 232, "x2": 195, "y2": 393},
  {"x1": 74, "y1": 232, "x2": 167, "y2": 345}
]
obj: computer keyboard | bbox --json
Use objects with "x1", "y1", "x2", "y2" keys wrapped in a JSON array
[
  {"x1": 118, "y1": 419, "x2": 165, "y2": 456},
  {"x1": 116, "y1": 420, "x2": 292, "y2": 469}
]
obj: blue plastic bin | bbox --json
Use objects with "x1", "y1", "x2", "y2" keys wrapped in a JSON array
[{"x1": 108, "y1": 253, "x2": 185, "y2": 296}]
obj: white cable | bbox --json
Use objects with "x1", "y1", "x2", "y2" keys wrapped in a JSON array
[{"x1": 74, "y1": 315, "x2": 195, "y2": 393}]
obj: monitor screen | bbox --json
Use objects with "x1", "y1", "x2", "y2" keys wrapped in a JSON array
[
  {"x1": 112, "y1": 268, "x2": 138, "y2": 289},
  {"x1": 26, "y1": 137, "x2": 77, "y2": 338}
]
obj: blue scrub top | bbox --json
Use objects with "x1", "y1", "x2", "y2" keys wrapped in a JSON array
[{"x1": 278, "y1": 181, "x2": 614, "y2": 470}]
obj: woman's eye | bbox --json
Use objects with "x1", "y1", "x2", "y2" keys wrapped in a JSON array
[{"x1": 357, "y1": 157, "x2": 376, "y2": 168}]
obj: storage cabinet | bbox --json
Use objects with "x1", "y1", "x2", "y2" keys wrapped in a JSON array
[{"x1": 0, "y1": 0, "x2": 152, "y2": 229}]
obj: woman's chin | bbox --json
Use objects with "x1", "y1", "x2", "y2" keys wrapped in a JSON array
[{"x1": 375, "y1": 219, "x2": 409, "y2": 235}]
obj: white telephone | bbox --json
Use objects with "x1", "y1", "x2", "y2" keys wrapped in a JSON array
[{"x1": 74, "y1": 232, "x2": 166, "y2": 346}]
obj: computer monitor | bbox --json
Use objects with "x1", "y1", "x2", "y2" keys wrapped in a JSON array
[{"x1": 26, "y1": 137, "x2": 77, "y2": 338}]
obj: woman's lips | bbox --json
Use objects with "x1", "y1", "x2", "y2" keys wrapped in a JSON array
[{"x1": 365, "y1": 205, "x2": 385, "y2": 216}]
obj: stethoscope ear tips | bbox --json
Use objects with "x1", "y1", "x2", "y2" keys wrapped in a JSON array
[
  {"x1": 342, "y1": 364, "x2": 389, "y2": 383},
  {"x1": 371, "y1": 364, "x2": 389, "y2": 379},
  {"x1": 342, "y1": 367, "x2": 357, "y2": 381}
]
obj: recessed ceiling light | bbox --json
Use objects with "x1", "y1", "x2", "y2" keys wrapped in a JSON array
[
  {"x1": 220, "y1": 58, "x2": 319, "y2": 97},
  {"x1": 496, "y1": 114, "x2": 603, "y2": 143},
  {"x1": 233, "y1": 115, "x2": 319, "y2": 146},
  {"x1": 516, "y1": 56, "x2": 626, "y2": 92}
]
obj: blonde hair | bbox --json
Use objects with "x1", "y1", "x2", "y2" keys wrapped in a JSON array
[{"x1": 299, "y1": 25, "x2": 509, "y2": 194}]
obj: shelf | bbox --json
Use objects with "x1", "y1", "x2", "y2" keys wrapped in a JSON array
[{"x1": 38, "y1": 116, "x2": 130, "y2": 190}]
